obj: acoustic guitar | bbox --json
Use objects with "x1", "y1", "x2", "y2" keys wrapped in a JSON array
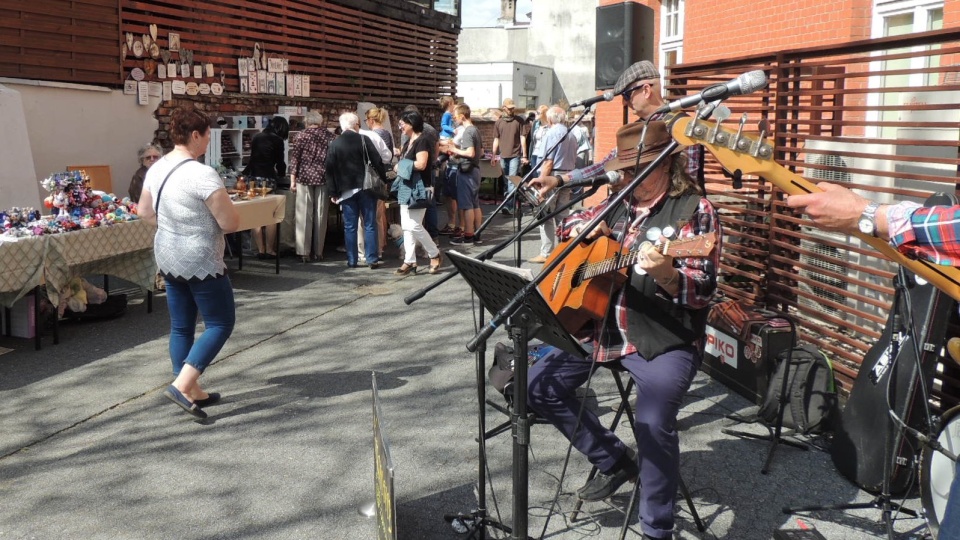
[
  {"x1": 539, "y1": 233, "x2": 717, "y2": 333},
  {"x1": 668, "y1": 114, "x2": 960, "y2": 302}
]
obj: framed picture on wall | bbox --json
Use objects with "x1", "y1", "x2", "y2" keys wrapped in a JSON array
[{"x1": 168, "y1": 33, "x2": 180, "y2": 53}]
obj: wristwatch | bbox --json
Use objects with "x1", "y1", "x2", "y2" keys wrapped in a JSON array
[{"x1": 857, "y1": 201, "x2": 881, "y2": 236}]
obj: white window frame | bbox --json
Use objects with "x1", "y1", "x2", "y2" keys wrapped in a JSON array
[
  {"x1": 865, "y1": 0, "x2": 943, "y2": 137},
  {"x1": 660, "y1": 0, "x2": 685, "y2": 89}
]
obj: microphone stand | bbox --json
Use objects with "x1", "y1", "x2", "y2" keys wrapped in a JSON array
[
  {"x1": 488, "y1": 107, "x2": 595, "y2": 267},
  {"x1": 413, "y1": 185, "x2": 602, "y2": 540}
]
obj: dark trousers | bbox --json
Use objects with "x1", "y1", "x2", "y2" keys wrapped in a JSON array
[{"x1": 527, "y1": 345, "x2": 700, "y2": 538}]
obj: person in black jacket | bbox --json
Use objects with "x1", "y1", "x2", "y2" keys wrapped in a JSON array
[
  {"x1": 324, "y1": 112, "x2": 386, "y2": 269},
  {"x1": 244, "y1": 116, "x2": 288, "y2": 258}
]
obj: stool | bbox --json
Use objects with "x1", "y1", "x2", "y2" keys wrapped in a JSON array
[{"x1": 570, "y1": 366, "x2": 705, "y2": 538}]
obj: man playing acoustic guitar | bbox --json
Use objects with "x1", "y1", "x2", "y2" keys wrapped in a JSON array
[{"x1": 526, "y1": 120, "x2": 721, "y2": 540}]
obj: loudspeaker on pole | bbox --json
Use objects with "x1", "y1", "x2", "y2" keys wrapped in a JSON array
[{"x1": 595, "y1": 2, "x2": 655, "y2": 90}]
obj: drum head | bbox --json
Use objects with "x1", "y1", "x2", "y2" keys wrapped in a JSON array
[{"x1": 921, "y1": 404, "x2": 960, "y2": 536}]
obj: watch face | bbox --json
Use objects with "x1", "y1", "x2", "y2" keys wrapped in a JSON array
[{"x1": 858, "y1": 218, "x2": 874, "y2": 234}]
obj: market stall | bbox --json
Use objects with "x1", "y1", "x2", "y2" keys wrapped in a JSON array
[{"x1": 233, "y1": 194, "x2": 285, "y2": 274}]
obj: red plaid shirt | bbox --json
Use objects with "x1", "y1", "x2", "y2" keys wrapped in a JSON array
[
  {"x1": 559, "y1": 194, "x2": 722, "y2": 362},
  {"x1": 888, "y1": 201, "x2": 960, "y2": 265},
  {"x1": 289, "y1": 127, "x2": 337, "y2": 186}
]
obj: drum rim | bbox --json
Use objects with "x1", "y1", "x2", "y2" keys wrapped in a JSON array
[{"x1": 920, "y1": 403, "x2": 960, "y2": 535}]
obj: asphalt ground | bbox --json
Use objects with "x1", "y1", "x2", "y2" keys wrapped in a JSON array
[{"x1": 0, "y1": 201, "x2": 933, "y2": 540}]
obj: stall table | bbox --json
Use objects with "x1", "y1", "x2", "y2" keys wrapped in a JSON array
[
  {"x1": 233, "y1": 194, "x2": 286, "y2": 274},
  {"x1": 0, "y1": 219, "x2": 156, "y2": 349}
]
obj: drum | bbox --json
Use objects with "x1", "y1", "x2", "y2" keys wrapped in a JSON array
[{"x1": 921, "y1": 404, "x2": 960, "y2": 537}]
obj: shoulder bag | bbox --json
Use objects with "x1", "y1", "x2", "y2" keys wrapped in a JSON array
[{"x1": 360, "y1": 136, "x2": 390, "y2": 200}]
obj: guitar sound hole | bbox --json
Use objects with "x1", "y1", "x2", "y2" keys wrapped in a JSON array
[{"x1": 571, "y1": 265, "x2": 586, "y2": 288}]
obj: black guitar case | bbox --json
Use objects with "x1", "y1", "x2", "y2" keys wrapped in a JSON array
[{"x1": 830, "y1": 194, "x2": 957, "y2": 494}]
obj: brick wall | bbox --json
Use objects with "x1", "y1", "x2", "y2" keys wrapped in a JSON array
[{"x1": 152, "y1": 95, "x2": 441, "y2": 151}]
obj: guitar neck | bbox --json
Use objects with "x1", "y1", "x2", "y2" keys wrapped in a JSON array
[
  {"x1": 669, "y1": 115, "x2": 960, "y2": 302},
  {"x1": 582, "y1": 234, "x2": 716, "y2": 280}
]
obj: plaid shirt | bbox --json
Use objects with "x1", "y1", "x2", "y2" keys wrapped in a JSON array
[
  {"x1": 289, "y1": 127, "x2": 337, "y2": 186},
  {"x1": 888, "y1": 201, "x2": 960, "y2": 265},
  {"x1": 559, "y1": 194, "x2": 721, "y2": 362}
]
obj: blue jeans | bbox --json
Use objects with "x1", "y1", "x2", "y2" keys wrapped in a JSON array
[
  {"x1": 340, "y1": 189, "x2": 379, "y2": 266},
  {"x1": 940, "y1": 470, "x2": 960, "y2": 538},
  {"x1": 527, "y1": 346, "x2": 700, "y2": 538},
  {"x1": 500, "y1": 156, "x2": 521, "y2": 196},
  {"x1": 165, "y1": 274, "x2": 236, "y2": 375}
]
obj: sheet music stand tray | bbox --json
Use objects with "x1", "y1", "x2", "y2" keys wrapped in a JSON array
[{"x1": 448, "y1": 250, "x2": 585, "y2": 540}]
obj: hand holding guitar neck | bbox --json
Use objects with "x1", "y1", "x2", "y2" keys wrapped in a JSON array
[{"x1": 668, "y1": 114, "x2": 960, "y2": 302}]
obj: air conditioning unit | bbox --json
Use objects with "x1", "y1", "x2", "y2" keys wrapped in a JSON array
[{"x1": 798, "y1": 140, "x2": 897, "y2": 330}]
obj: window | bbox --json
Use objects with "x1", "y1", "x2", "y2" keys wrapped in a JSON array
[
  {"x1": 660, "y1": 0, "x2": 684, "y2": 89},
  {"x1": 869, "y1": 0, "x2": 944, "y2": 138}
]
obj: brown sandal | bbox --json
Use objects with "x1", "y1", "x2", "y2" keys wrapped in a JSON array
[{"x1": 395, "y1": 263, "x2": 417, "y2": 275}]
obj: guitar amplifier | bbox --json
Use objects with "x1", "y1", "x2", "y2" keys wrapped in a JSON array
[{"x1": 702, "y1": 301, "x2": 795, "y2": 404}]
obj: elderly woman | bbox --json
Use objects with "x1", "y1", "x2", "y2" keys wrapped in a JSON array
[
  {"x1": 290, "y1": 111, "x2": 336, "y2": 262},
  {"x1": 128, "y1": 143, "x2": 163, "y2": 203},
  {"x1": 138, "y1": 107, "x2": 240, "y2": 421},
  {"x1": 393, "y1": 110, "x2": 442, "y2": 275}
]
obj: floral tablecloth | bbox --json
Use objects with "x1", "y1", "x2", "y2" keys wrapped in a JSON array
[{"x1": 0, "y1": 220, "x2": 156, "y2": 308}]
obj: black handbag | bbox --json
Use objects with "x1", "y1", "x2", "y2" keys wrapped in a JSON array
[{"x1": 360, "y1": 137, "x2": 389, "y2": 200}]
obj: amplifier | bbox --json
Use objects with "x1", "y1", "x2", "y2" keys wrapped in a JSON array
[{"x1": 702, "y1": 303, "x2": 794, "y2": 404}]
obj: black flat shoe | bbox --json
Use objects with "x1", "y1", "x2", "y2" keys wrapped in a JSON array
[
  {"x1": 194, "y1": 392, "x2": 221, "y2": 407},
  {"x1": 163, "y1": 385, "x2": 207, "y2": 419},
  {"x1": 578, "y1": 449, "x2": 638, "y2": 501}
]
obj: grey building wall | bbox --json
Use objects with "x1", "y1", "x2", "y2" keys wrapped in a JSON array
[{"x1": 458, "y1": 0, "x2": 596, "y2": 107}]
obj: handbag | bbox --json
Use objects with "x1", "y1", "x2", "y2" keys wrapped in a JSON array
[
  {"x1": 458, "y1": 159, "x2": 475, "y2": 174},
  {"x1": 360, "y1": 137, "x2": 390, "y2": 200}
]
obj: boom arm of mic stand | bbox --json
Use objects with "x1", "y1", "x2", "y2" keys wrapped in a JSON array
[{"x1": 404, "y1": 185, "x2": 600, "y2": 306}]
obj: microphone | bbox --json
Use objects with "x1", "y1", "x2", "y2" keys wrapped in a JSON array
[
  {"x1": 655, "y1": 70, "x2": 767, "y2": 113},
  {"x1": 561, "y1": 170, "x2": 622, "y2": 189},
  {"x1": 570, "y1": 91, "x2": 616, "y2": 108}
]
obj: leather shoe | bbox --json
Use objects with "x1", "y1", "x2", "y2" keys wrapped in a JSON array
[
  {"x1": 578, "y1": 449, "x2": 638, "y2": 501},
  {"x1": 195, "y1": 392, "x2": 221, "y2": 407}
]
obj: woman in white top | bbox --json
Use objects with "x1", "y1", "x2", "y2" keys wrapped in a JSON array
[{"x1": 139, "y1": 107, "x2": 240, "y2": 421}]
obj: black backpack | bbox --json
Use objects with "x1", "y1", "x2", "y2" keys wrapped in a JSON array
[{"x1": 757, "y1": 344, "x2": 838, "y2": 434}]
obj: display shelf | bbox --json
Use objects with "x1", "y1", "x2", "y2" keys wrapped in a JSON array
[{"x1": 205, "y1": 128, "x2": 262, "y2": 172}]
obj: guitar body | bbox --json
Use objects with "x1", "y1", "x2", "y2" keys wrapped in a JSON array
[{"x1": 538, "y1": 236, "x2": 629, "y2": 333}]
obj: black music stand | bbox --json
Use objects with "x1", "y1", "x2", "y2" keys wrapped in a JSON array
[{"x1": 447, "y1": 250, "x2": 586, "y2": 540}]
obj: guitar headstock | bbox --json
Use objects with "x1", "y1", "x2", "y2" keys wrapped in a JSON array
[
  {"x1": 669, "y1": 115, "x2": 821, "y2": 196},
  {"x1": 661, "y1": 231, "x2": 717, "y2": 257}
]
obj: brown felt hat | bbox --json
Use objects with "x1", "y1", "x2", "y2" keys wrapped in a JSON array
[{"x1": 603, "y1": 121, "x2": 685, "y2": 172}]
